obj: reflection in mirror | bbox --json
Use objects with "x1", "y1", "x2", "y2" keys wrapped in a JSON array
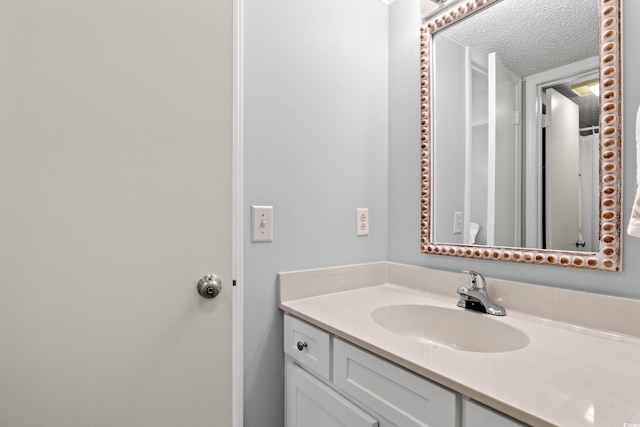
[
  {"x1": 540, "y1": 72, "x2": 601, "y2": 252},
  {"x1": 420, "y1": 0, "x2": 622, "y2": 271}
]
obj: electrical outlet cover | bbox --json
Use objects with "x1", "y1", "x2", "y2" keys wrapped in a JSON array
[{"x1": 356, "y1": 208, "x2": 369, "y2": 236}]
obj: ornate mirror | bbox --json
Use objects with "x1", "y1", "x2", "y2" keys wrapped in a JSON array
[{"x1": 420, "y1": 0, "x2": 622, "y2": 271}]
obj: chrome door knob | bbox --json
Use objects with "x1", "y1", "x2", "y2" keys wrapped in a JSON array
[{"x1": 197, "y1": 274, "x2": 222, "y2": 299}]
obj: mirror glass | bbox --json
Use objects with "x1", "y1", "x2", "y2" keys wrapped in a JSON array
[{"x1": 420, "y1": 0, "x2": 622, "y2": 271}]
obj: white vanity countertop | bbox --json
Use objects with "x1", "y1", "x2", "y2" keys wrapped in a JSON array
[{"x1": 278, "y1": 262, "x2": 640, "y2": 427}]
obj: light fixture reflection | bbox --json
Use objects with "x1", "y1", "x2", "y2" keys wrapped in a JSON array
[
  {"x1": 584, "y1": 404, "x2": 595, "y2": 424},
  {"x1": 571, "y1": 79, "x2": 600, "y2": 97}
]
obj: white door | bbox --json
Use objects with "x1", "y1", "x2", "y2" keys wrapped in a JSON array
[
  {"x1": 545, "y1": 88, "x2": 580, "y2": 251},
  {"x1": 0, "y1": 1, "x2": 233, "y2": 426}
]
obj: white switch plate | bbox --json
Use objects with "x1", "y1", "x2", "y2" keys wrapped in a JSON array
[
  {"x1": 356, "y1": 208, "x2": 369, "y2": 236},
  {"x1": 252, "y1": 205, "x2": 273, "y2": 242},
  {"x1": 453, "y1": 211, "x2": 462, "y2": 234}
]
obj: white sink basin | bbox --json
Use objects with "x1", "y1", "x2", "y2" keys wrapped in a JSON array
[{"x1": 371, "y1": 304, "x2": 529, "y2": 353}]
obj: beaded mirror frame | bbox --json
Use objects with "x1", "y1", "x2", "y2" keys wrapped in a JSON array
[{"x1": 419, "y1": 0, "x2": 623, "y2": 271}]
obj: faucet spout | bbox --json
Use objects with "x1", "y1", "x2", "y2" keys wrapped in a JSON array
[
  {"x1": 456, "y1": 271, "x2": 506, "y2": 316},
  {"x1": 463, "y1": 270, "x2": 486, "y2": 289}
]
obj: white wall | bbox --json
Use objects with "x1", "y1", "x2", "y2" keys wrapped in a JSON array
[
  {"x1": 489, "y1": 54, "x2": 520, "y2": 247},
  {"x1": 471, "y1": 123, "x2": 489, "y2": 245},
  {"x1": 388, "y1": 0, "x2": 640, "y2": 300},
  {"x1": 242, "y1": 1, "x2": 389, "y2": 426},
  {"x1": 432, "y1": 36, "x2": 466, "y2": 244}
]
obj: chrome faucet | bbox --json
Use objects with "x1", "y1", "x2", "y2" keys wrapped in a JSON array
[{"x1": 456, "y1": 271, "x2": 506, "y2": 316}]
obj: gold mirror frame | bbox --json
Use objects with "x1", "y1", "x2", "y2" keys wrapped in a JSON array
[{"x1": 420, "y1": 0, "x2": 622, "y2": 271}]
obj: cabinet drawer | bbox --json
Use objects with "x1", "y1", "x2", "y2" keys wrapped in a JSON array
[
  {"x1": 284, "y1": 314, "x2": 331, "y2": 379},
  {"x1": 333, "y1": 339, "x2": 457, "y2": 427}
]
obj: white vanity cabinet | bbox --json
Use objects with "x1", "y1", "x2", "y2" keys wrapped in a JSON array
[
  {"x1": 284, "y1": 314, "x2": 382, "y2": 427},
  {"x1": 284, "y1": 314, "x2": 458, "y2": 427},
  {"x1": 461, "y1": 399, "x2": 526, "y2": 427},
  {"x1": 333, "y1": 338, "x2": 457, "y2": 426},
  {"x1": 286, "y1": 363, "x2": 379, "y2": 427}
]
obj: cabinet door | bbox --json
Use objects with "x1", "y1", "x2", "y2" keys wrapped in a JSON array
[
  {"x1": 286, "y1": 363, "x2": 379, "y2": 427},
  {"x1": 333, "y1": 339, "x2": 457, "y2": 427},
  {"x1": 462, "y1": 399, "x2": 527, "y2": 427}
]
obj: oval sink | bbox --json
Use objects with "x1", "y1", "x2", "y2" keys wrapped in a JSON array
[{"x1": 371, "y1": 304, "x2": 529, "y2": 353}]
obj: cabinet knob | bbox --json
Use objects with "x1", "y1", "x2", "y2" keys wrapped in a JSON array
[{"x1": 296, "y1": 341, "x2": 308, "y2": 351}]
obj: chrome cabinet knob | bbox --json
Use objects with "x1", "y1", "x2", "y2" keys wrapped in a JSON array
[
  {"x1": 296, "y1": 341, "x2": 308, "y2": 351},
  {"x1": 197, "y1": 274, "x2": 222, "y2": 299}
]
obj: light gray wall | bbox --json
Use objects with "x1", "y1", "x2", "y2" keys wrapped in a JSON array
[
  {"x1": 242, "y1": 1, "x2": 389, "y2": 426},
  {"x1": 389, "y1": 0, "x2": 640, "y2": 300},
  {"x1": 389, "y1": 0, "x2": 423, "y2": 261}
]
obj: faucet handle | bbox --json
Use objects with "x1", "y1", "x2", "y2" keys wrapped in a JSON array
[{"x1": 462, "y1": 270, "x2": 486, "y2": 289}]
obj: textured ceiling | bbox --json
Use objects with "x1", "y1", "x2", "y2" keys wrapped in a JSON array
[{"x1": 437, "y1": 0, "x2": 599, "y2": 77}]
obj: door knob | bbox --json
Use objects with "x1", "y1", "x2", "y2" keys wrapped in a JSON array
[{"x1": 197, "y1": 274, "x2": 222, "y2": 299}]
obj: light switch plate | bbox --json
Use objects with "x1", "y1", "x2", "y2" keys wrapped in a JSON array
[
  {"x1": 453, "y1": 211, "x2": 462, "y2": 234},
  {"x1": 252, "y1": 205, "x2": 273, "y2": 242}
]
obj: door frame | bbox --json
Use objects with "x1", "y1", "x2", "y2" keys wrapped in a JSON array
[
  {"x1": 232, "y1": 0, "x2": 244, "y2": 425},
  {"x1": 523, "y1": 56, "x2": 598, "y2": 248}
]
